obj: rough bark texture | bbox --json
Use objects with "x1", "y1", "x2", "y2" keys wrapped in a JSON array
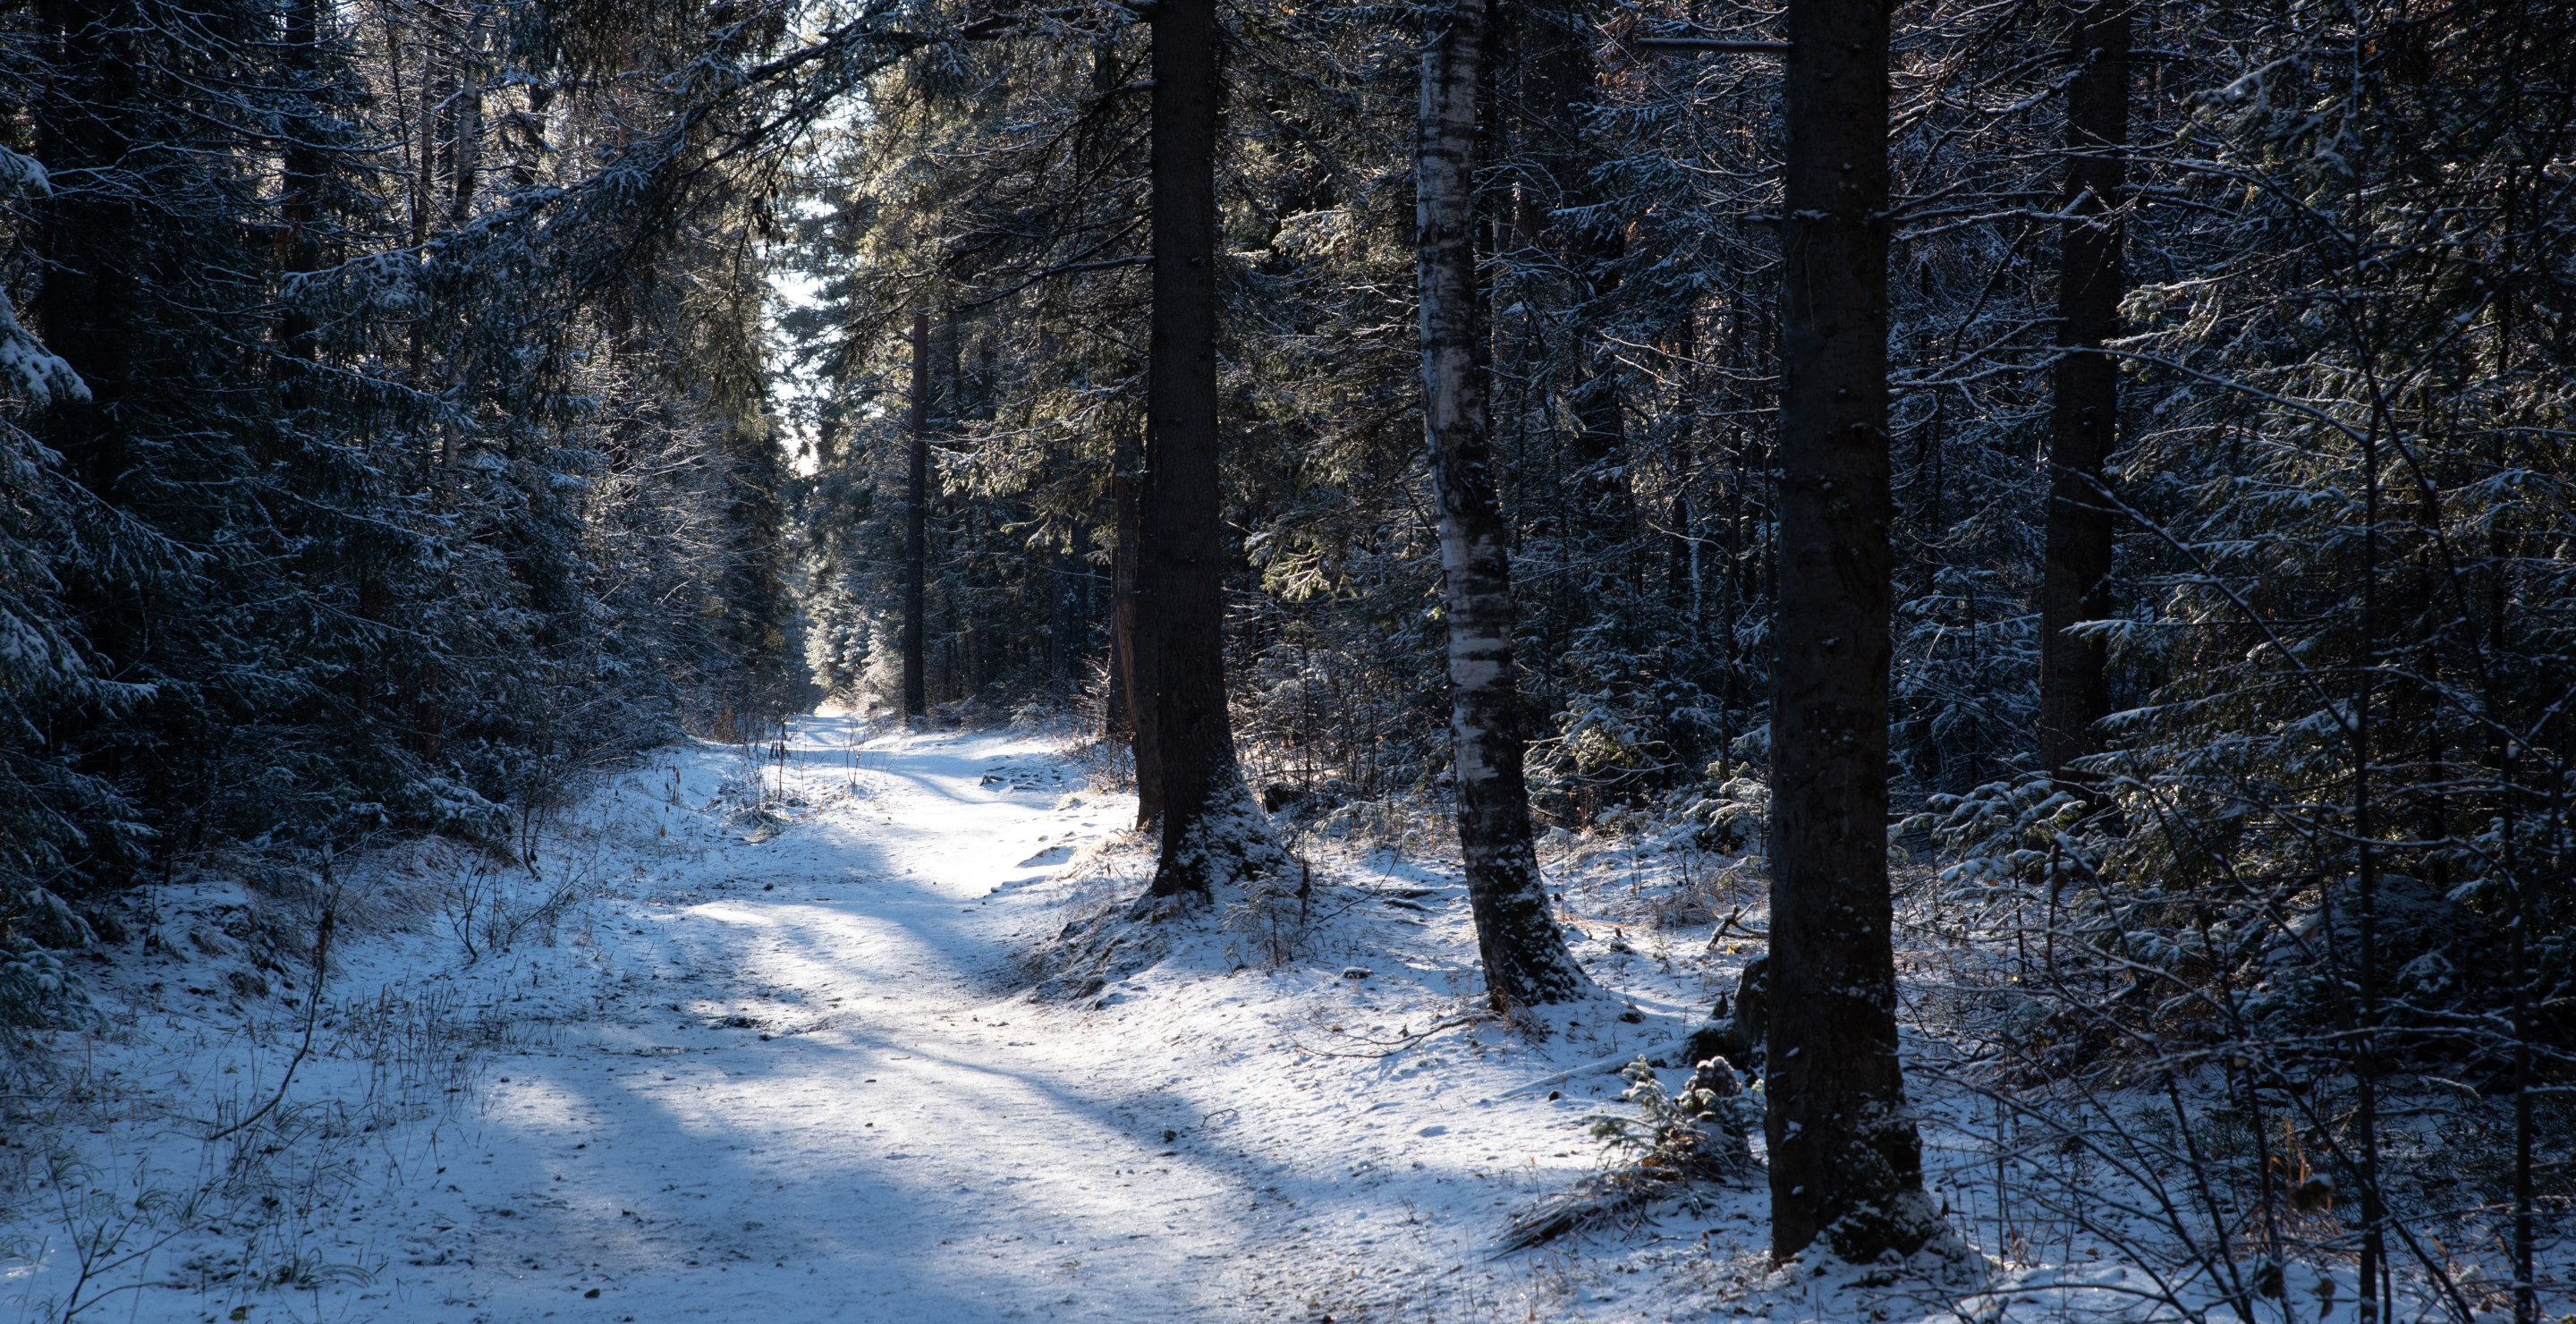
[
  {"x1": 2038, "y1": 1, "x2": 2130, "y2": 781},
  {"x1": 1419, "y1": 0, "x2": 1593, "y2": 1014},
  {"x1": 1142, "y1": 0, "x2": 1278, "y2": 896},
  {"x1": 902, "y1": 310, "x2": 930, "y2": 720},
  {"x1": 1766, "y1": 0, "x2": 1941, "y2": 1264}
]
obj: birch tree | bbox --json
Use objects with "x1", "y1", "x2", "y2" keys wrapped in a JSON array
[{"x1": 1418, "y1": 0, "x2": 1594, "y2": 1012}]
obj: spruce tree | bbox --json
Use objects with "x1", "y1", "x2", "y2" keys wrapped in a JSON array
[{"x1": 1764, "y1": 0, "x2": 1943, "y2": 1263}]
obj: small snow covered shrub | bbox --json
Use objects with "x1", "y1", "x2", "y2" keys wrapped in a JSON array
[
  {"x1": 1680, "y1": 776, "x2": 1770, "y2": 853},
  {"x1": 1061, "y1": 734, "x2": 1135, "y2": 795},
  {"x1": 1302, "y1": 796, "x2": 1454, "y2": 856},
  {"x1": 1915, "y1": 776, "x2": 2089, "y2": 891},
  {"x1": 0, "y1": 887, "x2": 103, "y2": 1057},
  {"x1": 1523, "y1": 615, "x2": 1732, "y2": 821},
  {"x1": 1, "y1": 939, "x2": 97, "y2": 1036},
  {"x1": 1589, "y1": 1055, "x2": 1757, "y2": 1185},
  {"x1": 1502, "y1": 1055, "x2": 1756, "y2": 1252},
  {"x1": 1220, "y1": 862, "x2": 1313, "y2": 967}
]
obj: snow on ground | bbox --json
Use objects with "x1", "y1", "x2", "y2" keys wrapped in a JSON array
[{"x1": 3, "y1": 717, "x2": 2517, "y2": 1324}]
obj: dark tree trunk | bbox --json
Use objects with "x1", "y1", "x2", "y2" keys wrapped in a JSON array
[
  {"x1": 1104, "y1": 520, "x2": 1131, "y2": 739},
  {"x1": 1060, "y1": 519, "x2": 1092, "y2": 685},
  {"x1": 902, "y1": 311, "x2": 930, "y2": 720},
  {"x1": 1110, "y1": 425, "x2": 1166, "y2": 821},
  {"x1": 432, "y1": 10, "x2": 474, "y2": 470},
  {"x1": 1515, "y1": 0, "x2": 1628, "y2": 558},
  {"x1": 29, "y1": 0, "x2": 154, "y2": 881},
  {"x1": 1419, "y1": 0, "x2": 1593, "y2": 1014},
  {"x1": 1765, "y1": 0, "x2": 1941, "y2": 1264},
  {"x1": 1140, "y1": 0, "x2": 1277, "y2": 897},
  {"x1": 1048, "y1": 547, "x2": 1069, "y2": 681},
  {"x1": 411, "y1": 13, "x2": 436, "y2": 252},
  {"x1": 33, "y1": 0, "x2": 136, "y2": 500},
  {"x1": 2038, "y1": 1, "x2": 2130, "y2": 781},
  {"x1": 403, "y1": 7, "x2": 437, "y2": 478},
  {"x1": 447, "y1": 10, "x2": 481, "y2": 229},
  {"x1": 277, "y1": 0, "x2": 324, "y2": 397}
]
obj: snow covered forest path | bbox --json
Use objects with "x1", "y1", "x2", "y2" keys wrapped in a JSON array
[
  {"x1": 431, "y1": 720, "x2": 1286, "y2": 1320},
  {"x1": 26, "y1": 719, "x2": 1780, "y2": 1324},
  {"x1": 341, "y1": 717, "x2": 1695, "y2": 1324}
]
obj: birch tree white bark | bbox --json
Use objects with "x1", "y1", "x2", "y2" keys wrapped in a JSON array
[{"x1": 1419, "y1": 0, "x2": 1592, "y2": 1014}]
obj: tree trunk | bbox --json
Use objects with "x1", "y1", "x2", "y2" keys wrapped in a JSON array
[
  {"x1": 2038, "y1": 1, "x2": 2129, "y2": 782},
  {"x1": 402, "y1": 3, "x2": 436, "y2": 479},
  {"x1": 1419, "y1": 0, "x2": 1593, "y2": 1013},
  {"x1": 902, "y1": 310, "x2": 930, "y2": 721},
  {"x1": 1110, "y1": 426, "x2": 1167, "y2": 819},
  {"x1": 430, "y1": 4, "x2": 469, "y2": 470},
  {"x1": 1141, "y1": 0, "x2": 1279, "y2": 898},
  {"x1": 1766, "y1": 0, "x2": 1941, "y2": 1264},
  {"x1": 1513, "y1": 0, "x2": 1629, "y2": 565},
  {"x1": 409, "y1": 11, "x2": 435, "y2": 251},
  {"x1": 277, "y1": 0, "x2": 324, "y2": 396},
  {"x1": 33, "y1": 0, "x2": 136, "y2": 501},
  {"x1": 447, "y1": 8, "x2": 482, "y2": 230},
  {"x1": 1105, "y1": 512, "x2": 1131, "y2": 740},
  {"x1": 1062, "y1": 519, "x2": 1092, "y2": 686}
]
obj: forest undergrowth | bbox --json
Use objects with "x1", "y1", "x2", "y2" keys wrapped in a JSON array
[
  {"x1": 0, "y1": 713, "x2": 2560, "y2": 1322},
  {"x1": 1055, "y1": 723, "x2": 2572, "y2": 1324},
  {"x1": 0, "y1": 728, "x2": 807, "y2": 1323}
]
